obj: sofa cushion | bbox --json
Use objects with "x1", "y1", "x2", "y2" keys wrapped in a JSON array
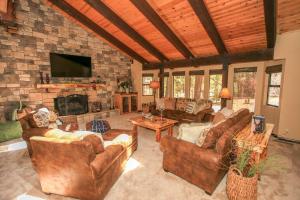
[
  {"x1": 176, "y1": 98, "x2": 188, "y2": 111},
  {"x1": 164, "y1": 98, "x2": 176, "y2": 110},
  {"x1": 201, "y1": 120, "x2": 231, "y2": 149}
]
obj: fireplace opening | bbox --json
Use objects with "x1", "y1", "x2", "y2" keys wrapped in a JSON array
[{"x1": 54, "y1": 94, "x2": 88, "y2": 116}]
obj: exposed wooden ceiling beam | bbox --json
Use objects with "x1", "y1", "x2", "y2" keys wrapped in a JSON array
[
  {"x1": 48, "y1": 0, "x2": 147, "y2": 64},
  {"x1": 85, "y1": 0, "x2": 168, "y2": 62},
  {"x1": 263, "y1": 0, "x2": 277, "y2": 48},
  {"x1": 130, "y1": 0, "x2": 194, "y2": 59},
  {"x1": 143, "y1": 49, "x2": 274, "y2": 70},
  {"x1": 188, "y1": 0, "x2": 227, "y2": 55}
]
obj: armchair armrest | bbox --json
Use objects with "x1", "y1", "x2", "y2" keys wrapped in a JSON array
[
  {"x1": 160, "y1": 136, "x2": 222, "y2": 170},
  {"x1": 90, "y1": 145, "x2": 124, "y2": 178}
]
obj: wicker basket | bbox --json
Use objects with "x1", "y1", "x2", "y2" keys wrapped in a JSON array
[{"x1": 226, "y1": 166, "x2": 258, "y2": 200}]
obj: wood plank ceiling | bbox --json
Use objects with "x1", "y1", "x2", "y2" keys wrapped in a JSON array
[
  {"x1": 47, "y1": 0, "x2": 280, "y2": 69},
  {"x1": 278, "y1": 0, "x2": 300, "y2": 34}
]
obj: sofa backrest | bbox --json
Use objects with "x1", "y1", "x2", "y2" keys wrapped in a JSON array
[{"x1": 215, "y1": 109, "x2": 253, "y2": 155}]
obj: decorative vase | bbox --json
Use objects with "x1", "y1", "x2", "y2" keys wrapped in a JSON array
[
  {"x1": 125, "y1": 88, "x2": 129, "y2": 94},
  {"x1": 226, "y1": 166, "x2": 258, "y2": 200}
]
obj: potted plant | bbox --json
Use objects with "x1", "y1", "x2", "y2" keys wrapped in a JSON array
[{"x1": 226, "y1": 149, "x2": 276, "y2": 200}]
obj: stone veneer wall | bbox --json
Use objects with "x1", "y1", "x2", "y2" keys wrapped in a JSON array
[{"x1": 0, "y1": 0, "x2": 131, "y2": 122}]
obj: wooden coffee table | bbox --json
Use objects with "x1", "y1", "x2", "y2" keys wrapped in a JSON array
[{"x1": 129, "y1": 116, "x2": 178, "y2": 142}]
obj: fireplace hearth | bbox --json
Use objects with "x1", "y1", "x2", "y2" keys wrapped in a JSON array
[{"x1": 54, "y1": 94, "x2": 88, "y2": 116}]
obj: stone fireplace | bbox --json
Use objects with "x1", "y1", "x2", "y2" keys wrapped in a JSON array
[{"x1": 54, "y1": 94, "x2": 88, "y2": 116}]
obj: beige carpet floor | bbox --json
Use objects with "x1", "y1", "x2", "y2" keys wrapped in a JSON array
[{"x1": 0, "y1": 113, "x2": 300, "y2": 200}]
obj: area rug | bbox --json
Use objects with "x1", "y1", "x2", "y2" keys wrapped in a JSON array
[{"x1": 0, "y1": 113, "x2": 299, "y2": 200}]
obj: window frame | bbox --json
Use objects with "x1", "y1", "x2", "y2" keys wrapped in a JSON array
[
  {"x1": 142, "y1": 74, "x2": 154, "y2": 96},
  {"x1": 266, "y1": 72, "x2": 281, "y2": 107}
]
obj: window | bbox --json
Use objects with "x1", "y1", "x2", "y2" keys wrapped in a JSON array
[
  {"x1": 232, "y1": 67, "x2": 257, "y2": 112},
  {"x1": 265, "y1": 65, "x2": 282, "y2": 107},
  {"x1": 142, "y1": 74, "x2": 153, "y2": 96},
  {"x1": 209, "y1": 70, "x2": 223, "y2": 111},
  {"x1": 173, "y1": 72, "x2": 185, "y2": 98},
  {"x1": 163, "y1": 76, "x2": 169, "y2": 97},
  {"x1": 189, "y1": 70, "x2": 204, "y2": 99}
]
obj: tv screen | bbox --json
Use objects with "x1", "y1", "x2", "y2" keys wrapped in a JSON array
[{"x1": 50, "y1": 53, "x2": 92, "y2": 77}]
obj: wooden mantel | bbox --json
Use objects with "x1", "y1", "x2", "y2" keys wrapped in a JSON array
[{"x1": 36, "y1": 83, "x2": 105, "y2": 89}]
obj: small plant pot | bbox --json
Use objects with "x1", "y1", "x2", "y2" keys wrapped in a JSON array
[{"x1": 226, "y1": 166, "x2": 258, "y2": 200}]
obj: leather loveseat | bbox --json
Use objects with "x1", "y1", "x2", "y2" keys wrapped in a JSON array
[{"x1": 160, "y1": 109, "x2": 253, "y2": 194}]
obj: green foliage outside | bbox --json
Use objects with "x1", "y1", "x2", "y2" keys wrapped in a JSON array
[{"x1": 0, "y1": 121, "x2": 22, "y2": 143}]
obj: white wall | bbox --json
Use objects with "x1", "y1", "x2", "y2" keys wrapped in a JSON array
[{"x1": 274, "y1": 30, "x2": 300, "y2": 141}]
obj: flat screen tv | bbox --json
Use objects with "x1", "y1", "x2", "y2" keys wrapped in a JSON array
[{"x1": 50, "y1": 53, "x2": 92, "y2": 77}]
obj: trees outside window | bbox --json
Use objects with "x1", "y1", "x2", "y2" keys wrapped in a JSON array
[
  {"x1": 267, "y1": 72, "x2": 281, "y2": 107},
  {"x1": 142, "y1": 75, "x2": 153, "y2": 96},
  {"x1": 233, "y1": 68, "x2": 257, "y2": 112},
  {"x1": 190, "y1": 75, "x2": 204, "y2": 99},
  {"x1": 163, "y1": 76, "x2": 169, "y2": 97},
  {"x1": 209, "y1": 72, "x2": 222, "y2": 111},
  {"x1": 173, "y1": 74, "x2": 185, "y2": 98}
]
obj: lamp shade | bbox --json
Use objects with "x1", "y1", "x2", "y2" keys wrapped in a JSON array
[
  {"x1": 149, "y1": 80, "x2": 160, "y2": 89},
  {"x1": 219, "y1": 88, "x2": 231, "y2": 99}
]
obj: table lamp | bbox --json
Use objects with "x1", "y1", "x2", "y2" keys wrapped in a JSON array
[
  {"x1": 150, "y1": 80, "x2": 160, "y2": 104},
  {"x1": 219, "y1": 87, "x2": 231, "y2": 109}
]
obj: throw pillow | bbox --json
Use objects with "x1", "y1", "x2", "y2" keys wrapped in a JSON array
[
  {"x1": 212, "y1": 112, "x2": 226, "y2": 125},
  {"x1": 91, "y1": 120, "x2": 111, "y2": 134},
  {"x1": 28, "y1": 108, "x2": 50, "y2": 128},
  {"x1": 185, "y1": 101, "x2": 196, "y2": 114},
  {"x1": 164, "y1": 98, "x2": 176, "y2": 110},
  {"x1": 178, "y1": 123, "x2": 212, "y2": 144},
  {"x1": 196, "y1": 127, "x2": 211, "y2": 147}
]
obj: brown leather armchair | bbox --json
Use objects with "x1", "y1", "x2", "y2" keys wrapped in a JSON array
[
  {"x1": 160, "y1": 109, "x2": 253, "y2": 194},
  {"x1": 30, "y1": 129, "x2": 137, "y2": 200}
]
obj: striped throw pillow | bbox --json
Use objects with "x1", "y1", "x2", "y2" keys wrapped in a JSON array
[{"x1": 185, "y1": 102, "x2": 196, "y2": 114}]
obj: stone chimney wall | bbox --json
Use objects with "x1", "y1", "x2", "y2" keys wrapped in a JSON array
[{"x1": 0, "y1": 0, "x2": 131, "y2": 122}]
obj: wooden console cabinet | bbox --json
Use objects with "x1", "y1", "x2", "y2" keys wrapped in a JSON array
[{"x1": 114, "y1": 92, "x2": 138, "y2": 114}]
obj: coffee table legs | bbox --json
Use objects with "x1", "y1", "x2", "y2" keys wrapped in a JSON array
[
  {"x1": 155, "y1": 129, "x2": 161, "y2": 142},
  {"x1": 168, "y1": 126, "x2": 173, "y2": 136},
  {"x1": 156, "y1": 126, "x2": 173, "y2": 142}
]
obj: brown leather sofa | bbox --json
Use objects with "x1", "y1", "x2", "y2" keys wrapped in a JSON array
[
  {"x1": 30, "y1": 128, "x2": 137, "y2": 200},
  {"x1": 150, "y1": 98, "x2": 214, "y2": 123},
  {"x1": 160, "y1": 109, "x2": 253, "y2": 194}
]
